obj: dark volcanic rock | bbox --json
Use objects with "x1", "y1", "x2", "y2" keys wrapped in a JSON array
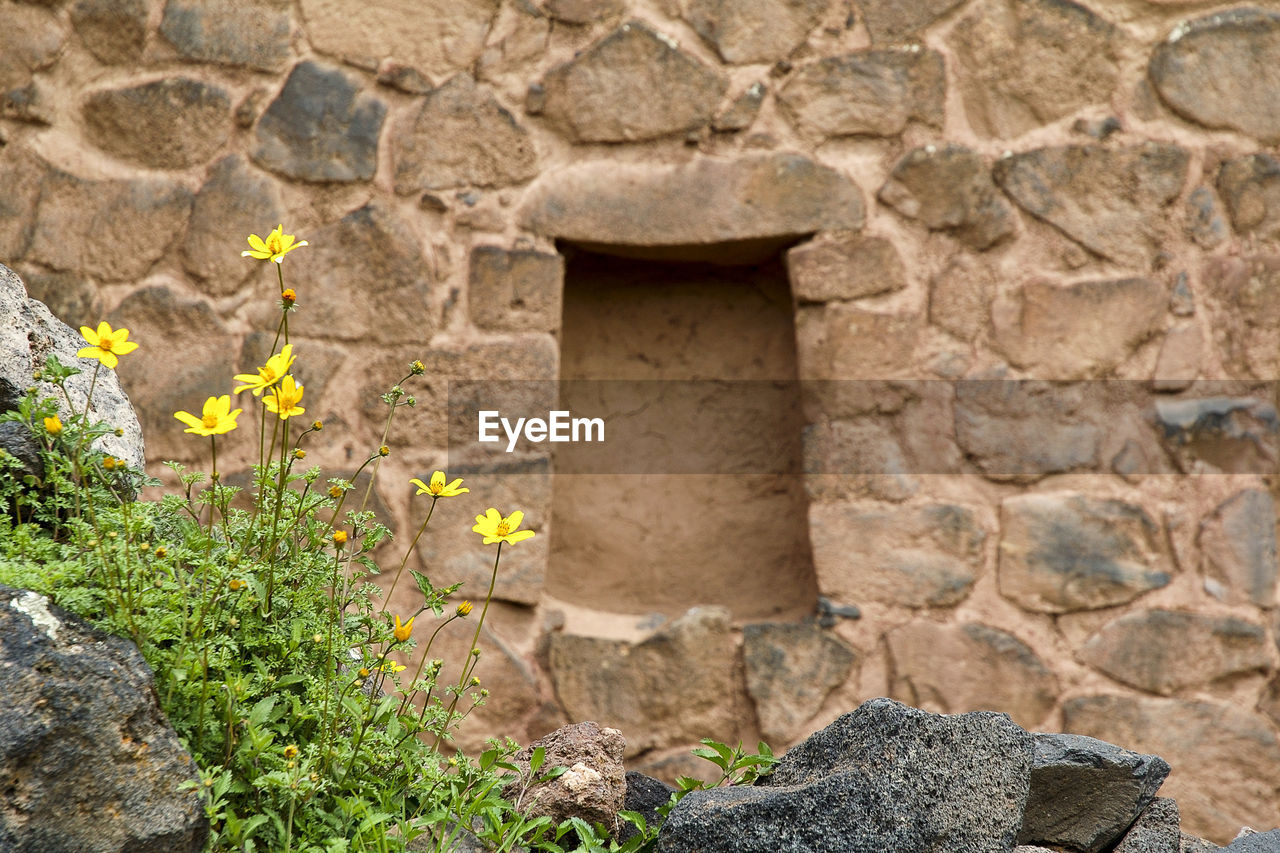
[
  {"x1": 0, "y1": 584, "x2": 207, "y2": 852},
  {"x1": 252, "y1": 61, "x2": 386, "y2": 182},
  {"x1": 1113, "y1": 798, "x2": 1182, "y2": 853},
  {"x1": 656, "y1": 698, "x2": 1033, "y2": 853},
  {"x1": 621, "y1": 771, "x2": 676, "y2": 842},
  {"x1": 1018, "y1": 732, "x2": 1170, "y2": 853}
]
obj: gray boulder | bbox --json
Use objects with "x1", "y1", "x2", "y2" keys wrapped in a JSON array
[
  {"x1": 0, "y1": 263, "x2": 144, "y2": 471},
  {"x1": 0, "y1": 583, "x2": 207, "y2": 852},
  {"x1": 1226, "y1": 829, "x2": 1280, "y2": 852},
  {"x1": 1018, "y1": 732, "x2": 1170, "y2": 852},
  {"x1": 1113, "y1": 798, "x2": 1181, "y2": 853},
  {"x1": 656, "y1": 697, "x2": 1034, "y2": 853}
]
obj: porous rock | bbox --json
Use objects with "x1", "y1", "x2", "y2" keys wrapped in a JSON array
[
  {"x1": 1017, "y1": 732, "x2": 1170, "y2": 853},
  {"x1": 501, "y1": 721, "x2": 626, "y2": 830},
  {"x1": 685, "y1": 0, "x2": 828, "y2": 64},
  {"x1": 520, "y1": 154, "x2": 864, "y2": 253},
  {"x1": 1198, "y1": 489, "x2": 1278, "y2": 607},
  {"x1": 777, "y1": 48, "x2": 945, "y2": 137},
  {"x1": 994, "y1": 144, "x2": 1189, "y2": 269},
  {"x1": 947, "y1": 0, "x2": 1121, "y2": 139},
  {"x1": 1113, "y1": 798, "x2": 1183, "y2": 853},
  {"x1": 252, "y1": 60, "x2": 386, "y2": 182},
  {"x1": 998, "y1": 492, "x2": 1171, "y2": 613},
  {"x1": 621, "y1": 771, "x2": 675, "y2": 842},
  {"x1": 656, "y1": 698, "x2": 1034, "y2": 853},
  {"x1": 0, "y1": 264, "x2": 144, "y2": 470},
  {"x1": 878, "y1": 144, "x2": 1015, "y2": 249},
  {"x1": 0, "y1": 584, "x2": 206, "y2": 852},
  {"x1": 1149, "y1": 9, "x2": 1280, "y2": 142},
  {"x1": 1079, "y1": 609, "x2": 1271, "y2": 695},
  {"x1": 392, "y1": 73, "x2": 538, "y2": 192},
  {"x1": 743, "y1": 622, "x2": 856, "y2": 743},
  {"x1": 538, "y1": 21, "x2": 726, "y2": 143},
  {"x1": 1225, "y1": 830, "x2": 1280, "y2": 852}
]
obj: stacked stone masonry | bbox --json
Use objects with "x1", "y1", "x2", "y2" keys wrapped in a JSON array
[{"x1": 2, "y1": 0, "x2": 1280, "y2": 843}]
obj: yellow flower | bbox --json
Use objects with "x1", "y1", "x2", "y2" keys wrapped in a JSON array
[
  {"x1": 77, "y1": 322, "x2": 139, "y2": 369},
  {"x1": 332, "y1": 529, "x2": 347, "y2": 546},
  {"x1": 283, "y1": 744, "x2": 298, "y2": 759},
  {"x1": 294, "y1": 449, "x2": 306, "y2": 460},
  {"x1": 472, "y1": 508, "x2": 535, "y2": 546},
  {"x1": 410, "y1": 471, "x2": 468, "y2": 498},
  {"x1": 263, "y1": 375, "x2": 305, "y2": 420},
  {"x1": 392, "y1": 615, "x2": 414, "y2": 643},
  {"x1": 228, "y1": 579, "x2": 246, "y2": 591},
  {"x1": 233, "y1": 344, "x2": 295, "y2": 396},
  {"x1": 43, "y1": 415, "x2": 63, "y2": 436},
  {"x1": 378, "y1": 660, "x2": 406, "y2": 674},
  {"x1": 456, "y1": 601, "x2": 473, "y2": 617},
  {"x1": 174, "y1": 395, "x2": 242, "y2": 436},
  {"x1": 242, "y1": 224, "x2": 307, "y2": 263},
  {"x1": 328, "y1": 484, "x2": 344, "y2": 498},
  {"x1": 281, "y1": 288, "x2": 296, "y2": 304}
]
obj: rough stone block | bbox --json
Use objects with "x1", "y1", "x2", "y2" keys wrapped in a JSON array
[
  {"x1": 1019, "y1": 733, "x2": 1170, "y2": 853},
  {"x1": 1216, "y1": 154, "x2": 1280, "y2": 241},
  {"x1": 160, "y1": 0, "x2": 291, "y2": 71},
  {"x1": 954, "y1": 379, "x2": 1102, "y2": 481},
  {"x1": 1114, "y1": 798, "x2": 1183, "y2": 853},
  {"x1": 1064, "y1": 695, "x2": 1280, "y2": 844},
  {"x1": 998, "y1": 492, "x2": 1171, "y2": 613},
  {"x1": 947, "y1": 0, "x2": 1120, "y2": 139},
  {"x1": 993, "y1": 144, "x2": 1189, "y2": 269},
  {"x1": 1202, "y1": 255, "x2": 1280, "y2": 378},
  {"x1": 786, "y1": 233, "x2": 906, "y2": 302},
  {"x1": 501, "y1": 722, "x2": 627, "y2": 830},
  {"x1": 777, "y1": 48, "x2": 945, "y2": 137},
  {"x1": 0, "y1": 585, "x2": 207, "y2": 852},
  {"x1": 285, "y1": 201, "x2": 437, "y2": 343},
  {"x1": 1153, "y1": 397, "x2": 1277, "y2": 474},
  {"x1": 182, "y1": 156, "x2": 286, "y2": 295},
  {"x1": 686, "y1": 0, "x2": 828, "y2": 63},
  {"x1": 468, "y1": 245, "x2": 563, "y2": 333},
  {"x1": 795, "y1": 303, "x2": 920, "y2": 379},
  {"x1": 991, "y1": 277, "x2": 1167, "y2": 379},
  {"x1": 28, "y1": 170, "x2": 193, "y2": 281},
  {"x1": 1152, "y1": 323, "x2": 1203, "y2": 392},
  {"x1": 252, "y1": 60, "x2": 386, "y2": 182},
  {"x1": 857, "y1": 0, "x2": 965, "y2": 43},
  {"x1": 0, "y1": 147, "x2": 46, "y2": 263},
  {"x1": 520, "y1": 153, "x2": 864, "y2": 251},
  {"x1": 392, "y1": 74, "x2": 537, "y2": 192},
  {"x1": 810, "y1": 501, "x2": 985, "y2": 608},
  {"x1": 879, "y1": 144, "x2": 1015, "y2": 249},
  {"x1": 1149, "y1": 9, "x2": 1280, "y2": 142},
  {"x1": 657, "y1": 698, "x2": 1034, "y2": 853},
  {"x1": 538, "y1": 21, "x2": 726, "y2": 143},
  {"x1": 83, "y1": 77, "x2": 232, "y2": 169},
  {"x1": 1198, "y1": 489, "x2": 1278, "y2": 607},
  {"x1": 0, "y1": 2, "x2": 63, "y2": 91},
  {"x1": 71, "y1": 0, "x2": 145, "y2": 64},
  {"x1": 887, "y1": 622, "x2": 1058, "y2": 728},
  {"x1": 1186, "y1": 186, "x2": 1229, "y2": 249},
  {"x1": 743, "y1": 622, "x2": 856, "y2": 743},
  {"x1": 549, "y1": 607, "x2": 743, "y2": 756},
  {"x1": 301, "y1": 0, "x2": 498, "y2": 77}
]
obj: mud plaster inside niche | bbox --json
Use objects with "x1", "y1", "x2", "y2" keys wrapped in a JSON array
[{"x1": 547, "y1": 247, "x2": 818, "y2": 620}]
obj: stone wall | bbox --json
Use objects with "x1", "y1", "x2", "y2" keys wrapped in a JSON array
[{"x1": 2, "y1": 0, "x2": 1280, "y2": 842}]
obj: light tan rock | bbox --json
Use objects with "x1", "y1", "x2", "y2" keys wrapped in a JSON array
[
  {"x1": 1216, "y1": 154, "x2": 1280, "y2": 242},
  {"x1": 929, "y1": 254, "x2": 993, "y2": 342},
  {"x1": 299, "y1": 0, "x2": 500, "y2": 76},
  {"x1": 686, "y1": 0, "x2": 828, "y2": 64},
  {"x1": 28, "y1": 171, "x2": 193, "y2": 281},
  {"x1": 777, "y1": 48, "x2": 945, "y2": 137},
  {"x1": 786, "y1": 233, "x2": 905, "y2": 302},
  {"x1": 549, "y1": 607, "x2": 744, "y2": 756},
  {"x1": 1064, "y1": 695, "x2": 1280, "y2": 843},
  {"x1": 809, "y1": 501, "x2": 986, "y2": 608},
  {"x1": 998, "y1": 493, "x2": 1172, "y2": 613},
  {"x1": 0, "y1": 2, "x2": 64, "y2": 91},
  {"x1": 802, "y1": 420, "x2": 921, "y2": 502},
  {"x1": 992, "y1": 278, "x2": 1167, "y2": 380},
  {"x1": 284, "y1": 201, "x2": 437, "y2": 343},
  {"x1": 182, "y1": 156, "x2": 286, "y2": 296},
  {"x1": 947, "y1": 0, "x2": 1121, "y2": 139},
  {"x1": 879, "y1": 145, "x2": 1015, "y2": 250},
  {"x1": 1080, "y1": 609, "x2": 1272, "y2": 695},
  {"x1": 520, "y1": 154, "x2": 864, "y2": 253},
  {"x1": 1202, "y1": 255, "x2": 1280, "y2": 378},
  {"x1": 856, "y1": 0, "x2": 965, "y2": 43},
  {"x1": 887, "y1": 621, "x2": 1058, "y2": 728},
  {"x1": 468, "y1": 246, "x2": 563, "y2": 333},
  {"x1": 1152, "y1": 323, "x2": 1202, "y2": 392},
  {"x1": 795, "y1": 303, "x2": 921, "y2": 380},
  {"x1": 71, "y1": 0, "x2": 146, "y2": 65},
  {"x1": 392, "y1": 74, "x2": 538, "y2": 193},
  {"x1": 538, "y1": 21, "x2": 726, "y2": 142},
  {"x1": 0, "y1": 147, "x2": 45, "y2": 263}
]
